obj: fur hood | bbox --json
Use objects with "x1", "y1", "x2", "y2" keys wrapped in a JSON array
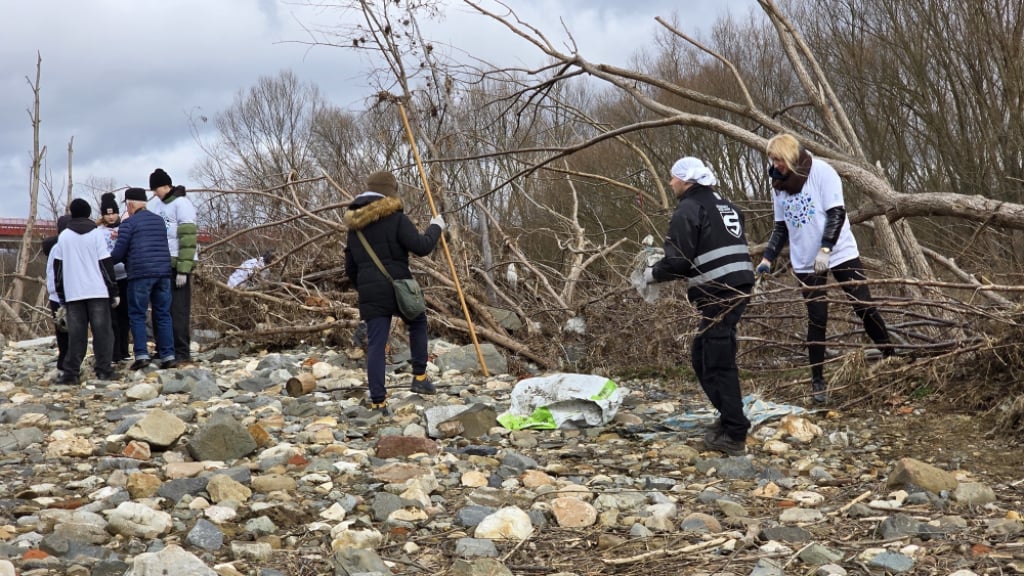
[{"x1": 344, "y1": 194, "x2": 404, "y2": 231}]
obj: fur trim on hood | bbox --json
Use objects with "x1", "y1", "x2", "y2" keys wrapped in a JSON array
[{"x1": 344, "y1": 195, "x2": 403, "y2": 231}]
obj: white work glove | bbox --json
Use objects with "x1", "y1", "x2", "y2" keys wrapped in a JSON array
[
  {"x1": 429, "y1": 215, "x2": 446, "y2": 231},
  {"x1": 643, "y1": 267, "x2": 656, "y2": 284},
  {"x1": 111, "y1": 296, "x2": 120, "y2": 308},
  {"x1": 813, "y1": 249, "x2": 831, "y2": 275},
  {"x1": 175, "y1": 273, "x2": 188, "y2": 288}
]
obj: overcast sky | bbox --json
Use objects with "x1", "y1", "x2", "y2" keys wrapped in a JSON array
[{"x1": 1, "y1": 0, "x2": 756, "y2": 220}]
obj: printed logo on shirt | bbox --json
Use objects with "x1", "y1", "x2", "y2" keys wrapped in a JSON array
[
  {"x1": 717, "y1": 205, "x2": 743, "y2": 239},
  {"x1": 783, "y1": 191, "x2": 816, "y2": 229}
]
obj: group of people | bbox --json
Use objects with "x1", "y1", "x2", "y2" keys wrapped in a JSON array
[
  {"x1": 43, "y1": 169, "x2": 198, "y2": 384},
  {"x1": 39, "y1": 136, "x2": 888, "y2": 450},
  {"x1": 642, "y1": 133, "x2": 894, "y2": 456},
  {"x1": 343, "y1": 137, "x2": 892, "y2": 434}
]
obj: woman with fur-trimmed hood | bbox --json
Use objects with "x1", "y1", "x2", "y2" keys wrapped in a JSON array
[{"x1": 344, "y1": 170, "x2": 446, "y2": 414}]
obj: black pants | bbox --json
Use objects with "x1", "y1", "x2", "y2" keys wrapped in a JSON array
[
  {"x1": 691, "y1": 287, "x2": 751, "y2": 442},
  {"x1": 49, "y1": 300, "x2": 69, "y2": 371},
  {"x1": 365, "y1": 312, "x2": 429, "y2": 403},
  {"x1": 112, "y1": 279, "x2": 131, "y2": 361},
  {"x1": 65, "y1": 298, "x2": 113, "y2": 378},
  {"x1": 170, "y1": 274, "x2": 192, "y2": 360},
  {"x1": 796, "y1": 257, "x2": 891, "y2": 380}
]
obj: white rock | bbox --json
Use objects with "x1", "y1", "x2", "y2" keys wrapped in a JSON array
[
  {"x1": 106, "y1": 502, "x2": 173, "y2": 538},
  {"x1": 330, "y1": 521, "x2": 383, "y2": 550},
  {"x1": 126, "y1": 383, "x2": 159, "y2": 400},
  {"x1": 125, "y1": 544, "x2": 216, "y2": 576},
  {"x1": 474, "y1": 506, "x2": 534, "y2": 540},
  {"x1": 319, "y1": 503, "x2": 347, "y2": 521}
]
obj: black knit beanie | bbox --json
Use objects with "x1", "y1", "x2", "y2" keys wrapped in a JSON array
[
  {"x1": 149, "y1": 168, "x2": 172, "y2": 190},
  {"x1": 70, "y1": 198, "x2": 91, "y2": 219},
  {"x1": 100, "y1": 192, "x2": 118, "y2": 215}
]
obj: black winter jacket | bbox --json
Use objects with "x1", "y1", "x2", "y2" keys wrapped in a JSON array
[
  {"x1": 652, "y1": 184, "x2": 755, "y2": 303},
  {"x1": 344, "y1": 193, "x2": 442, "y2": 320}
]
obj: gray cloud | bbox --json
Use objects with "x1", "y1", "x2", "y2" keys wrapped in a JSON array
[{"x1": 1, "y1": 0, "x2": 754, "y2": 218}]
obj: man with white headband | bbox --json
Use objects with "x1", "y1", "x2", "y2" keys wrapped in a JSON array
[{"x1": 644, "y1": 157, "x2": 755, "y2": 456}]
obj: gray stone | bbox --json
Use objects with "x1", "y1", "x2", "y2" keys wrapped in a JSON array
[
  {"x1": 372, "y1": 493, "x2": 404, "y2": 522},
  {"x1": 500, "y1": 452, "x2": 538, "y2": 474},
  {"x1": 951, "y1": 482, "x2": 996, "y2": 506},
  {"x1": 798, "y1": 543, "x2": 844, "y2": 565},
  {"x1": 157, "y1": 477, "x2": 210, "y2": 504},
  {"x1": 762, "y1": 526, "x2": 813, "y2": 543},
  {"x1": 455, "y1": 505, "x2": 496, "y2": 528},
  {"x1": 93, "y1": 560, "x2": 131, "y2": 576},
  {"x1": 887, "y1": 457, "x2": 958, "y2": 494},
  {"x1": 186, "y1": 519, "x2": 223, "y2": 551},
  {"x1": 695, "y1": 457, "x2": 758, "y2": 480},
  {"x1": 877, "y1": 514, "x2": 925, "y2": 539},
  {"x1": 209, "y1": 347, "x2": 241, "y2": 361},
  {"x1": 187, "y1": 410, "x2": 257, "y2": 462},
  {"x1": 449, "y1": 558, "x2": 513, "y2": 576},
  {"x1": 437, "y1": 404, "x2": 498, "y2": 439},
  {"x1": 454, "y1": 537, "x2": 499, "y2": 558},
  {"x1": 333, "y1": 547, "x2": 391, "y2": 576},
  {"x1": 434, "y1": 343, "x2": 507, "y2": 375},
  {"x1": 867, "y1": 552, "x2": 914, "y2": 573}
]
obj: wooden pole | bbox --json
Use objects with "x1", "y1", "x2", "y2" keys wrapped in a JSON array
[{"x1": 396, "y1": 102, "x2": 490, "y2": 377}]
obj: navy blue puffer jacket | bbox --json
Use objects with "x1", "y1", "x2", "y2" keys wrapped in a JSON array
[
  {"x1": 110, "y1": 208, "x2": 172, "y2": 279},
  {"x1": 344, "y1": 193, "x2": 441, "y2": 320}
]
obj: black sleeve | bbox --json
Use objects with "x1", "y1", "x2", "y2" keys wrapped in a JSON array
[
  {"x1": 653, "y1": 203, "x2": 699, "y2": 281},
  {"x1": 54, "y1": 259, "x2": 65, "y2": 304},
  {"x1": 397, "y1": 214, "x2": 441, "y2": 257},
  {"x1": 100, "y1": 257, "x2": 118, "y2": 299},
  {"x1": 343, "y1": 238, "x2": 358, "y2": 287},
  {"x1": 763, "y1": 220, "x2": 789, "y2": 261},
  {"x1": 821, "y1": 206, "x2": 846, "y2": 249}
]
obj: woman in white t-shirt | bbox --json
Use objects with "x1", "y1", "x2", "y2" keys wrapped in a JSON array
[{"x1": 757, "y1": 134, "x2": 893, "y2": 403}]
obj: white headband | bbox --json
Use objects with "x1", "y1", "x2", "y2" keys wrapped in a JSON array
[{"x1": 670, "y1": 157, "x2": 717, "y2": 187}]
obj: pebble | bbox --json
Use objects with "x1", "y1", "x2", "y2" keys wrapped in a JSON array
[{"x1": 0, "y1": 338, "x2": 1016, "y2": 575}]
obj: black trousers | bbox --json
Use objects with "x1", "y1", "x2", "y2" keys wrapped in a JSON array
[
  {"x1": 170, "y1": 274, "x2": 192, "y2": 360},
  {"x1": 112, "y1": 279, "x2": 131, "y2": 361},
  {"x1": 65, "y1": 298, "x2": 113, "y2": 378},
  {"x1": 691, "y1": 287, "x2": 752, "y2": 442},
  {"x1": 49, "y1": 300, "x2": 69, "y2": 371},
  {"x1": 796, "y1": 257, "x2": 891, "y2": 380}
]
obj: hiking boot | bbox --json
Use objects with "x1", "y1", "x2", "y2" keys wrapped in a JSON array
[
  {"x1": 95, "y1": 370, "x2": 118, "y2": 381},
  {"x1": 53, "y1": 372, "x2": 79, "y2": 386},
  {"x1": 410, "y1": 375, "x2": 437, "y2": 395},
  {"x1": 160, "y1": 358, "x2": 180, "y2": 370},
  {"x1": 368, "y1": 400, "x2": 391, "y2": 416},
  {"x1": 811, "y1": 377, "x2": 828, "y2": 404},
  {"x1": 704, "y1": 430, "x2": 746, "y2": 457},
  {"x1": 703, "y1": 417, "x2": 725, "y2": 445},
  {"x1": 129, "y1": 359, "x2": 151, "y2": 371}
]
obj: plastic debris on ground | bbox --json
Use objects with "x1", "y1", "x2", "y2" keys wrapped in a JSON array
[{"x1": 497, "y1": 373, "x2": 627, "y2": 430}]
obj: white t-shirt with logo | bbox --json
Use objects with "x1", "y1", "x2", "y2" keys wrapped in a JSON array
[
  {"x1": 772, "y1": 156, "x2": 858, "y2": 274},
  {"x1": 52, "y1": 228, "x2": 112, "y2": 302}
]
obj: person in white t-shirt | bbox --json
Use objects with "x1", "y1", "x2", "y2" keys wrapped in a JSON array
[
  {"x1": 757, "y1": 133, "x2": 893, "y2": 403},
  {"x1": 227, "y1": 250, "x2": 275, "y2": 289},
  {"x1": 52, "y1": 198, "x2": 120, "y2": 384}
]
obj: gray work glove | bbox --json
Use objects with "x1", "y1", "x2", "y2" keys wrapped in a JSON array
[
  {"x1": 55, "y1": 306, "x2": 68, "y2": 333},
  {"x1": 175, "y1": 273, "x2": 188, "y2": 288},
  {"x1": 643, "y1": 267, "x2": 656, "y2": 284},
  {"x1": 756, "y1": 260, "x2": 771, "y2": 277},
  {"x1": 111, "y1": 296, "x2": 120, "y2": 308},
  {"x1": 813, "y1": 249, "x2": 831, "y2": 275},
  {"x1": 429, "y1": 215, "x2": 446, "y2": 231}
]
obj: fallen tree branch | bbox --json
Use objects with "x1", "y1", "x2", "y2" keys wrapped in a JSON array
[{"x1": 601, "y1": 536, "x2": 728, "y2": 566}]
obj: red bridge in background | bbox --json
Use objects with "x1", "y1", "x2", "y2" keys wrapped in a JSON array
[{"x1": 0, "y1": 218, "x2": 214, "y2": 244}]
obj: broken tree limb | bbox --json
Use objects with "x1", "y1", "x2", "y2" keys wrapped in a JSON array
[{"x1": 602, "y1": 536, "x2": 728, "y2": 566}]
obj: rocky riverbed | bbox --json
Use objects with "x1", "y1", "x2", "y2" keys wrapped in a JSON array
[{"x1": 0, "y1": 335, "x2": 1021, "y2": 576}]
